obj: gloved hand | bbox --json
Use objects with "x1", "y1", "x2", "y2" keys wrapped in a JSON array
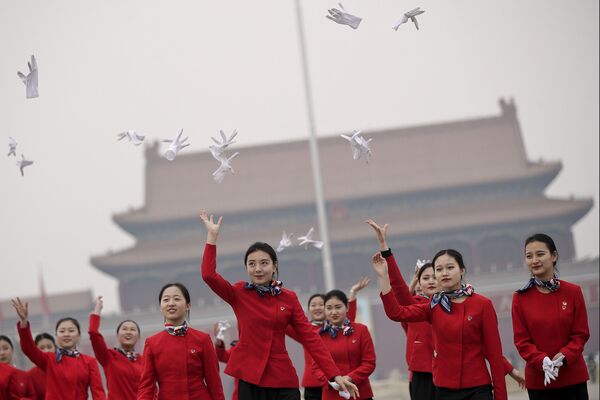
[
  {"x1": 326, "y1": 3, "x2": 362, "y2": 30},
  {"x1": 542, "y1": 356, "x2": 558, "y2": 386},
  {"x1": 328, "y1": 382, "x2": 351, "y2": 399},
  {"x1": 17, "y1": 55, "x2": 39, "y2": 98}
]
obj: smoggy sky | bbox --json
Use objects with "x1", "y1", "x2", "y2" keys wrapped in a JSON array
[{"x1": 0, "y1": 0, "x2": 598, "y2": 313}]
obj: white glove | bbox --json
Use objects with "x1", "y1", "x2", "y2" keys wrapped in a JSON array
[
  {"x1": 542, "y1": 356, "x2": 558, "y2": 386},
  {"x1": 215, "y1": 320, "x2": 231, "y2": 341},
  {"x1": 326, "y1": 3, "x2": 362, "y2": 30},
  {"x1": 17, "y1": 55, "x2": 39, "y2": 98},
  {"x1": 328, "y1": 382, "x2": 351, "y2": 399},
  {"x1": 162, "y1": 129, "x2": 190, "y2": 161},
  {"x1": 392, "y1": 7, "x2": 425, "y2": 31}
]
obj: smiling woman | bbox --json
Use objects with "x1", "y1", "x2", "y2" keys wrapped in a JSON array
[
  {"x1": 11, "y1": 298, "x2": 106, "y2": 400},
  {"x1": 136, "y1": 282, "x2": 225, "y2": 400}
]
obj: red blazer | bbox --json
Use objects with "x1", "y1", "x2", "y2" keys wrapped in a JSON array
[
  {"x1": 384, "y1": 253, "x2": 434, "y2": 374},
  {"x1": 137, "y1": 328, "x2": 225, "y2": 400},
  {"x1": 1, "y1": 362, "x2": 20, "y2": 400},
  {"x1": 11, "y1": 369, "x2": 35, "y2": 400},
  {"x1": 201, "y1": 243, "x2": 341, "y2": 387},
  {"x1": 17, "y1": 322, "x2": 106, "y2": 400},
  {"x1": 88, "y1": 314, "x2": 145, "y2": 400},
  {"x1": 26, "y1": 367, "x2": 45, "y2": 400},
  {"x1": 512, "y1": 280, "x2": 590, "y2": 389},
  {"x1": 286, "y1": 299, "x2": 358, "y2": 388},
  {"x1": 380, "y1": 291, "x2": 507, "y2": 400},
  {"x1": 312, "y1": 323, "x2": 376, "y2": 400},
  {"x1": 214, "y1": 343, "x2": 238, "y2": 400}
]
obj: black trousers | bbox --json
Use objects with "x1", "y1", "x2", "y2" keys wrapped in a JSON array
[
  {"x1": 409, "y1": 371, "x2": 436, "y2": 400},
  {"x1": 303, "y1": 386, "x2": 322, "y2": 400},
  {"x1": 238, "y1": 380, "x2": 301, "y2": 400},
  {"x1": 527, "y1": 382, "x2": 589, "y2": 400},
  {"x1": 435, "y1": 384, "x2": 493, "y2": 400}
]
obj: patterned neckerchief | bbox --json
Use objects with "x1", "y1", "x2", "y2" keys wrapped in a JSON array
[
  {"x1": 430, "y1": 283, "x2": 474, "y2": 313},
  {"x1": 320, "y1": 319, "x2": 354, "y2": 338},
  {"x1": 244, "y1": 280, "x2": 283, "y2": 296},
  {"x1": 164, "y1": 321, "x2": 189, "y2": 336},
  {"x1": 114, "y1": 348, "x2": 138, "y2": 362},
  {"x1": 311, "y1": 319, "x2": 325, "y2": 327},
  {"x1": 516, "y1": 274, "x2": 560, "y2": 293},
  {"x1": 55, "y1": 347, "x2": 80, "y2": 363}
]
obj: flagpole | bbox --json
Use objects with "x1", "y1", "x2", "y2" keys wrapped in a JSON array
[{"x1": 294, "y1": 0, "x2": 335, "y2": 292}]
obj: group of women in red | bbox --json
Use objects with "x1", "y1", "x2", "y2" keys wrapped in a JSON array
[{"x1": 0, "y1": 212, "x2": 591, "y2": 400}]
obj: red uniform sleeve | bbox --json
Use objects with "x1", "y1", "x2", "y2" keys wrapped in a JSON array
[
  {"x1": 137, "y1": 338, "x2": 158, "y2": 400},
  {"x1": 384, "y1": 253, "x2": 416, "y2": 306},
  {"x1": 201, "y1": 336, "x2": 225, "y2": 400},
  {"x1": 88, "y1": 313, "x2": 111, "y2": 367},
  {"x1": 285, "y1": 325, "x2": 302, "y2": 343},
  {"x1": 481, "y1": 300, "x2": 507, "y2": 400},
  {"x1": 201, "y1": 243, "x2": 237, "y2": 306},
  {"x1": 380, "y1": 291, "x2": 430, "y2": 323},
  {"x1": 87, "y1": 358, "x2": 106, "y2": 400},
  {"x1": 214, "y1": 341, "x2": 230, "y2": 363},
  {"x1": 290, "y1": 293, "x2": 341, "y2": 380},
  {"x1": 347, "y1": 328, "x2": 376, "y2": 385},
  {"x1": 17, "y1": 322, "x2": 48, "y2": 371},
  {"x1": 502, "y1": 356, "x2": 514, "y2": 375},
  {"x1": 347, "y1": 299, "x2": 357, "y2": 322},
  {"x1": 559, "y1": 286, "x2": 590, "y2": 365},
  {"x1": 309, "y1": 357, "x2": 328, "y2": 386},
  {"x1": 511, "y1": 293, "x2": 547, "y2": 369}
]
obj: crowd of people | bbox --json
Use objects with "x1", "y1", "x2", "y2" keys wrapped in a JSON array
[{"x1": 0, "y1": 213, "x2": 591, "y2": 400}]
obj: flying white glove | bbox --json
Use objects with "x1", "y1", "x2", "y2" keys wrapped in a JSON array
[
  {"x1": 392, "y1": 7, "x2": 425, "y2": 31},
  {"x1": 326, "y1": 3, "x2": 362, "y2": 30},
  {"x1": 542, "y1": 356, "x2": 559, "y2": 386},
  {"x1": 17, "y1": 55, "x2": 39, "y2": 98},
  {"x1": 162, "y1": 129, "x2": 190, "y2": 161},
  {"x1": 215, "y1": 320, "x2": 231, "y2": 341},
  {"x1": 328, "y1": 382, "x2": 351, "y2": 399}
]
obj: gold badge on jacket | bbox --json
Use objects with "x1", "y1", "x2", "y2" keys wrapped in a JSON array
[{"x1": 562, "y1": 301, "x2": 567, "y2": 310}]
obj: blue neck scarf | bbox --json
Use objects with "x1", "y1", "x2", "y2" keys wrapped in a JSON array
[
  {"x1": 430, "y1": 283, "x2": 474, "y2": 313},
  {"x1": 165, "y1": 321, "x2": 188, "y2": 336},
  {"x1": 320, "y1": 319, "x2": 354, "y2": 338},
  {"x1": 55, "y1": 347, "x2": 80, "y2": 363},
  {"x1": 517, "y1": 274, "x2": 560, "y2": 293},
  {"x1": 244, "y1": 280, "x2": 283, "y2": 296}
]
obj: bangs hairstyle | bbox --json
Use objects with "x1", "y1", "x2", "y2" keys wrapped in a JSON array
[
  {"x1": 55, "y1": 317, "x2": 81, "y2": 334},
  {"x1": 431, "y1": 249, "x2": 466, "y2": 271},
  {"x1": 525, "y1": 233, "x2": 559, "y2": 267},
  {"x1": 244, "y1": 242, "x2": 278, "y2": 266},
  {"x1": 324, "y1": 289, "x2": 348, "y2": 307}
]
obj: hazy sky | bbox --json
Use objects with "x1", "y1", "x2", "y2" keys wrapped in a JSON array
[{"x1": 1, "y1": 0, "x2": 598, "y2": 313}]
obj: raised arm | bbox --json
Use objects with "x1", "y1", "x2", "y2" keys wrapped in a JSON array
[
  {"x1": 200, "y1": 211, "x2": 236, "y2": 305},
  {"x1": 88, "y1": 296, "x2": 111, "y2": 367},
  {"x1": 347, "y1": 277, "x2": 370, "y2": 321},
  {"x1": 12, "y1": 298, "x2": 48, "y2": 371}
]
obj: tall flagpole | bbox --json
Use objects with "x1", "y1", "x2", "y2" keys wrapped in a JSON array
[{"x1": 294, "y1": 0, "x2": 335, "y2": 291}]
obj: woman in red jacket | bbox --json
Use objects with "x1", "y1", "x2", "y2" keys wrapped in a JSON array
[
  {"x1": 0, "y1": 361, "x2": 21, "y2": 400},
  {"x1": 512, "y1": 233, "x2": 590, "y2": 400},
  {"x1": 11, "y1": 298, "x2": 106, "y2": 400},
  {"x1": 199, "y1": 211, "x2": 358, "y2": 400},
  {"x1": 137, "y1": 282, "x2": 225, "y2": 400},
  {"x1": 314, "y1": 290, "x2": 376, "y2": 400},
  {"x1": 27, "y1": 333, "x2": 56, "y2": 400},
  {"x1": 287, "y1": 279, "x2": 365, "y2": 400},
  {"x1": 372, "y1": 249, "x2": 507, "y2": 400},
  {"x1": 0, "y1": 335, "x2": 35, "y2": 399},
  {"x1": 88, "y1": 296, "x2": 144, "y2": 400}
]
